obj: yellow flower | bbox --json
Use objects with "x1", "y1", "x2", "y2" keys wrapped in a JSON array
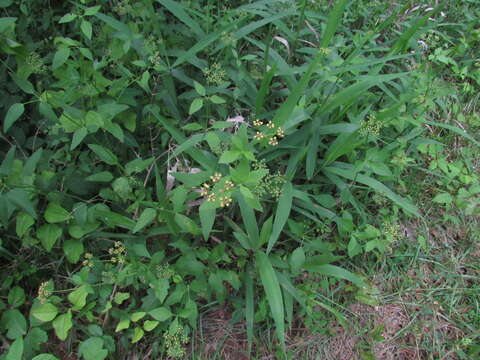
[
  {"x1": 276, "y1": 128, "x2": 285, "y2": 138},
  {"x1": 254, "y1": 131, "x2": 265, "y2": 140},
  {"x1": 266, "y1": 121, "x2": 275, "y2": 129},
  {"x1": 269, "y1": 136, "x2": 278, "y2": 146},
  {"x1": 253, "y1": 119, "x2": 263, "y2": 127}
]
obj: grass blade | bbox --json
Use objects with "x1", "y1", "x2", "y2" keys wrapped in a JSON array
[
  {"x1": 156, "y1": 0, "x2": 205, "y2": 38},
  {"x1": 245, "y1": 264, "x2": 254, "y2": 356},
  {"x1": 267, "y1": 182, "x2": 293, "y2": 253},
  {"x1": 256, "y1": 251, "x2": 285, "y2": 354},
  {"x1": 320, "y1": 0, "x2": 349, "y2": 48},
  {"x1": 238, "y1": 193, "x2": 259, "y2": 248},
  {"x1": 303, "y1": 263, "x2": 365, "y2": 288}
]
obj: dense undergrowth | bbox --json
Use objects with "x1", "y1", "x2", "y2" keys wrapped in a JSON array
[{"x1": 0, "y1": 0, "x2": 479, "y2": 359}]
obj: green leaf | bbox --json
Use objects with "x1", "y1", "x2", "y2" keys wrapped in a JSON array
[
  {"x1": 31, "y1": 302, "x2": 58, "y2": 322},
  {"x1": 131, "y1": 327, "x2": 144, "y2": 343},
  {"x1": 71, "y1": 127, "x2": 88, "y2": 150},
  {"x1": 130, "y1": 312, "x2": 146, "y2": 322},
  {"x1": 52, "y1": 310, "x2": 72, "y2": 341},
  {"x1": 189, "y1": 98, "x2": 204, "y2": 115},
  {"x1": 149, "y1": 307, "x2": 172, "y2": 321},
  {"x1": 114, "y1": 292, "x2": 130, "y2": 305},
  {"x1": 219, "y1": 150, "x2": 241, "y2": 164},
  {"x1": 68, "y1": 285, "x2": 90, "y2": 311},
  {"x1": 59, "y1": 13, "x2": 77, "y2": 23},
  {"x1": 156, "y1": 0, "x2": 205, "y2": 38},
  {"x1": 1, "y1": 309, "x2": 26, "y2": 339},
  {"x1": 8, "y1": 286, "x2": 25, "y2": 307},
  {"x1": 132, "y1": 208, "x2": 156, "y2": 234},
  {"x1": 267, "y1": 182, "x2": 293, "y2": 253},
  {"x1": 63, "y1": 239, "x2": 84, "y2": 263},
  {"x1": 324, "y1": 166, "x2": 419, "y2": 216},
  {"x1": 256, "y1": 252, "x2": 285, "y2": 353},
  {"x1": 78, "y1": 337, "x2": 108, "y2": 360},
  {"x1": 16, "y1": 212, "x2": 35, "y2": 237},
  {"x1": 303, "y1": 264, "x2": 366, "y2": 288},
  {"x1": 80, "y1": 20, "x2": 92, "y2": 39},
  {"x1": 4, "y1": 103, "x2": 24, "y2": 132},
  {"x1": 199, "y1": 201, "x2": 216, "y2": 240},
  {"x1": 45, "y1": 203, "x2": 70, "y2": 223},
  {"x1": 174, "y1": 213, "x2": 200, "y2": 235},
  {"x1": 320, "y1": 0, "x2": 349, "y2": 48},
  {"x1": 290, "y1": 247, "x2": 305, "y2": 273},
  {"x1": 6, "y1": 337, "x2": 23, "y2": 360},
  {"x1": 210, "y1": 95, "x2": 226, "y2": 104},
  {"x1": 432, "y1": 192, "x2": 453, "y2": 204},
  {"x1": 88, "y1": 144, "x2": 118, "y2": 165},
  {"x1": 52, "y1": 47, "x2": 70, "y2": 70},
  {"x1": 6, "y1": 189, "x2": 36, "y2": 218},
  {"x1": 85, "y1": 171, "x2": 114, "y2": 182},
  {"x1": 238, "y1": 193, "x2": 259, "y2": 248},
  {"x1": 193, "y1": 81, "x2": 206, "y2": 96},
  {"x1": 245, "y1": 265, "x2": 254, "y2": 356},
  {"x1": 37, "y1": 224, "x2": 62, "y2": 252},
  {"x1": 143, "y1": 320, "x2": 159, "y2": 331},
  {"x1": 84, "y1": 5, "x2": 101, "y2": 16},
  {"x1": 115, "y1": 318, "x2": 130, "y2": 332},
  {"x1": 32, "y1": 355, "x2": 60, "y2": 360}
]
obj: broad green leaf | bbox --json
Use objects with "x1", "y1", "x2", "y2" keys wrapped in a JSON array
[
  {"x1": 37, "y1": 224, "x2": 62, "y2": 252},
  {"x1": 31, "y1": 302, "x2": 58, "y2": 322},
  {"x1": 130, "y1": 312, "x2": 146, "y2": 322},
  {"x1": 149, "y1": 307, "x2": 172, "y2": 321},
  {"x1": 267, "y1": 182, "x2": 293, "y2": 253},
  {"x1": 81, "y1": 20, "x2": 92, "y2": 39},
  {"x1": 132, "y1": 208, "x2": 156, "y2": 234},
  {"x1": 174, "y1": 213, "x2": 200, "y2": 235},
  {"x1": 85, "y1": 171, "x2": 113, "y2": 182},
  {"x1": 52, "y1": 310, "x2": 72, "y2": 341},
  {"x1": 131, "y1": 327, "x2": 144, "y2": 343},
  {"x1": 1, "y1": 309, "x2": 26, "y2": 339},
  {"x1": 189, "y1": 98, "x2": 203, "y2": 115},
  {"x1": 4, "y1": 103, "x2": 24, "y2": 132},
  {"x1": 45, "y1": 203, "x2": 70, "y2": 223},
  {"x1": 219, "y1": 150, "x2": 241, "y2": 164},
  {"x1": 290, "y1": 247, "x2": 305, "y2": 273},
  {"x1": 193, "y1": 81, "x2": 206, "y2": 96},
  {"x1": 115, "y1": 318, "x2": 130, "y2": 332},
  {"x1": 16, "y1": 212, "x2": 34, "y2": 237},
  {"x1": 84, "y1": 5, "x2": 101, "y2": 16},
  {"x1": 78, "y1": 337, "x2": 108, "y2": 360},
  {"x1": 52, "y1": 47, "x2": 70, "y2": 69},
  {"x1": 432, "y1": 192, "x2": 452, "y2": 204},
  {"x1": 210, "y1": 95, "x2": 225, "y2": 104},
  {"x1": 59, "y1": 13, "x2": 77, "y2": 23},
  {"x1": 8, "y1": 286, "x2": 25, "y2": 307},
  {"x1": 143, "y1": 320, "x2": 159, "y2": 331},
  {"x1": 6, "y1": 337, "x2": 23, "y2": 360},
  {"x1": 68, "y1": 285, "x2": 90, "y2": 311},
  {"x1": 6, "y1": 189, "x2": 36, "y2": 218},
  {"x1": 71, "y1": 127, "x2": 88, "y2": 150},
  {"x1": 114, "y1": 292, "x2": 130, "y2": 305},
  {"x1": 256, "y1": 252, "x2": 285, "y2": 353},
  {"x1": 32, "y1": 355, "x2": 60, "y2": 360},
  {"x1": 88, "y1": 144, "x2": 118, "y2": 165},
  {"x1": 63, "y1": 239, "x2": 84, "y2": 263}
]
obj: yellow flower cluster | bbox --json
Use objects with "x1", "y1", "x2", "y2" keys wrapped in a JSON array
[
  {"x1": 109, "y1": 241, "x2": 126, "y2": 264},
  {"x1": 82, "y1": 252, "x2": 94, "y2": 268},
  {"x1": 210, "y1": 172, "x2": 222, "y2": 182},
  {"x1": 359, "y1": 114, "x2": 382, "y2": 137},
  {"x1": 38, "y1": 281, "x2": 51, "y2": 304},
  {"x1": 252, "y1": 119, "x2": 284, "y2": 146},
  {"x1": 201, "y1": 175, "x2": 235, "y2": 208}
]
